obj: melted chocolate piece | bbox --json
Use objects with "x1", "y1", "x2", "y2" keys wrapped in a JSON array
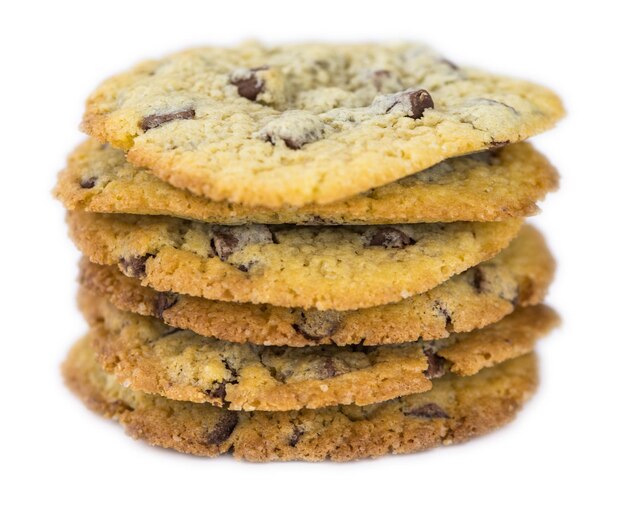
[
  {"x1": 405, "y1": 402, "x2": 450, "y2": 419},
  {"x1": 118, "y1": 254, "x2": 155, "y2": 279},
  {"x1": 140, "y1": 108, "x2": 195, "y2": 131},
  {"x1": 205, "y1": 412, "x2": 239, "y2": 445}
]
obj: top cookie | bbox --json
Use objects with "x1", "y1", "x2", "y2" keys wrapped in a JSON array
[{"x1": 82, "y1": 42, "x2": 564, "y2": 208}]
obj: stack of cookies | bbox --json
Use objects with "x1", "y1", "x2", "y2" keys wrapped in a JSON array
[{"x1": 55, "y1": 42, "x2": 563, "y2": 461}]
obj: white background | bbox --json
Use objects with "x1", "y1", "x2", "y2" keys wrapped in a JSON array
[{"x1": 1, "y1": 1, "x2": 624, "y2": 514}]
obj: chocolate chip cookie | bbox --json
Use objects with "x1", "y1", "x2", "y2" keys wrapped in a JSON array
[
  {"x1": 55, "y1": 139, "x2": 558, "y2": 224},
  {"x1": 63, "y1": 338, "x2": 540, "y2": 461},
  {"x1": 77, "y1": 225, "x2": 554, "y2": 345},
  {"x1": 66, "y1": 211, "x2": 522, "y2": 310},
  {"x1": 81, "y1": 42, "x2": 563, "y2": 207},
  {"x1": 79, "y1": 291, "x2": 557, "y2": 411}
]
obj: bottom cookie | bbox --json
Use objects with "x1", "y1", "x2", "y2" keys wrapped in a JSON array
[{"x1": 63, "y1": 338, "x2": 538, "y2": 461}]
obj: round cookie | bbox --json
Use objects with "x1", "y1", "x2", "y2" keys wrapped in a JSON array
[
  {"x1": 81, "y1": 42, "x2": 564, "y2": 208},
  {"x1": 63, "y1": 339, "x2": 539, "y2": 461},
  {"x1": 77, "y1": 225, "x2": 555, "y2": 346},
  {"x1": 55, "y1": 139, "x2": 558, "y2": 224},
  {"x1": 80, "y1": 294, "x2": 557, "y2": 411},
  {"x1": 66, "y1": 211, "x2": 523, "y2": 310}
]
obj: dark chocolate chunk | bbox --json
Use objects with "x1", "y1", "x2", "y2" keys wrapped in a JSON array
[
  {"x1": 118, "y1": 254, "x2": 155, "y2": 279},
  {"x1": 289, "y1": 426, "x2": 305, "y2": 447},
  {"x1": 230, "y1": 67, "x2": 268, "y2": 101},
  {"x1": 260, "y1": 113, "x2": 325, "y2": 150},
  {"x1": 211, "y1": 229, "x2": 241, "y2": 261},
  {"x1": 293, "y1": 311, "x2": 343, "y2": 341},
  {"x1": 233, "y1": 76, "x2": 263, "y2": 100},
  {"x1": 423, "y1": 349, "x2": 447, "y2": 379},
  {"x1": 470, "y1": 266, "x2": 487, "y2": 293},
  {"x1": 282, "y1": 137, "x2": 304, "y2": 150},
  {"x1": 406, "y1": 89, "x2": 435, "y2": 119},
  {"x1": 318, "y1": 357, "x2": 339, "y2": 379},
  {"x1": 385, "y1": 89, "x2": 434, "y2": 119},
  {"x1": 433, "y1": 301, "x2": 454, "y2": 332},
  {"x1": 205, "y1": 412, "x2": 239, "y2": 445},
  {"x1": 440, "y1": 58, "x2": 459, "y2": 70},
  {"x1": 210, "y1": 225, "x2": 275, "y2": 262},
  {"x1": 206, "y1": 381, "x2": 228, "y2": 402},
  {"x1": 154, "y1": 292, "x2": 179, "y2": 319},
  {"x1": 372, "y1": 69, "x2": 391, "y2": 90},
  {"x1": 365, "y1": 227, "x2": 416, "y2": 249},
  {"x1": 79, "y1": 176, "x2": 97, "y2": 189},
  {"x1": 140, "y1": 108, "x2": 195, "y2": 131},
  {"x1": 405, "y1": 402, "x2": 450, "y2": 419}
]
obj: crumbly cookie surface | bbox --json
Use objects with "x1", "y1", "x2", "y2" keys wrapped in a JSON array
[
  {"x1": 66, "y1": 211, "x2": 522, "y2": 310},
  {"x1": 56, "y1": 140, "x2": 558, "y2": 224},
  {"x1": 82, "y1": 42, "x2": 563, "y2": 207},
  {"x1": 63, "y1": 339, "x2": 539, "y2": 461},
  {"x1": 78, "y1": 225, "x2": 554, "y2": 345},
  {"x1": 80, "y1": 293, "x2": 556, "y2": 411}
]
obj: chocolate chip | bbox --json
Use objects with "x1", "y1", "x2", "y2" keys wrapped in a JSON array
[
  {"x1": 230, "y1": 67, "x2": 268, "y2": 101},
  {"x1": 79, "y1": 176, "x2": 97, "y2": 189},
  {"x1": 372, "y1": 69, "x2": 391, "y2": 91},
  {"x1": 372, "y1": 88, "x2": 435, "y2": 119},
  {"x1": 118, "y1": 254, "x2": 155, "y2": 279},
  {"x1": 233, "y1": 77, "x2": 264, "y2": 100},
  {"x1": 236, "y1": 261, "x2": 257, "y2": 273},
  {"x1": 423, "y1": 349, "x2": 447, "y2": 379},
  {"x1": 440, "y1": 58, "x2": 459, "y2": 70},
  {"x1": 318, "y1": 357, "x2": 339, "y2": 379},
  {"x1": 205, "y1": 412, "x2": 239, "y2": 446},
  {"x1": 206, "y1": 380, "x2": 228, "y2": 401},
  {"x1": 365, "y1": 227, "x2": 416, "y2": 249},
  {"x1": 433, "y1": 301, "x2": 454, "y2": 332},
  {"x1": 211, "y1": 229, "x2": 240, "y2": 261},
  {"x1": 405, "y1": 89, "x2": 435, "y2": 119},
  {"x1": 489, "y1": 139, "x2": 511, "y2": 148},
  {"x1": 206, "y1": 356, "x2": 240, "y2": 402},
  {"x1": 282, "y1": 137, "x2": 305, "y2": 150},
  {"x1": 140, "y1": 108, "x2": 195, "y2": 131},
  {"x1": 154, "y1": 292, "x2": 179, "y2": 319},
  {"x1": 258, "y1": 112, "x2": 325, "y2": 150},
  {"x1": 405, "y1": 403, "x2": 450, "y2": 419},
  {"x1": 210, "y1": 225, "x2": 275, "y2": 262},
  {"x1": 383, "y1": 89, "x2": 434, "y2": 119},
  {"x1": 222, "y1": 358, "x2": 239, "y2": 378},
  {"x1": 470, "y1": 266, "x2": 486, "y2": 293},
  {"x1": 293, "y1": 311, "x2": 343, "y2": 341},
  {"x1": 289, "y1": 426, "x2": 305, "y2": 447}
]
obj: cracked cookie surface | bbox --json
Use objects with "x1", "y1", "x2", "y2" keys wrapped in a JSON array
[
  {"x1": 78, "y1": 225, "x2": 554, "y2": 345},
  {"x1": 56, "y1": 139, "x2": 558, "y2": 224},
  {"x1": 66, "y1": 211, "x2": 522, "y2": 310},
  {"x1": 82, "y1": 42, "x2": 563, "y2": 208},
  {"x1": 79, "y1": 293, "x2": 557, "y2": 411},
  {"x1": 63, "y1": 339, "x2": 539, "y2": 461}
]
